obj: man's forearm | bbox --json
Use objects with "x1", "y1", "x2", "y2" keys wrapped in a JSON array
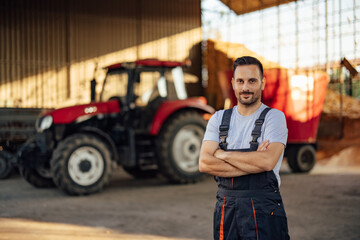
[
  {"x1": 215, "y1": 149, "x2": 277, "y2": 173},
  {"x1": 199, "y1": 153, "x2": 249, "y2": 177},
  {"x1": 226, "y1": 156, "x2": 266, "y2": 174}
]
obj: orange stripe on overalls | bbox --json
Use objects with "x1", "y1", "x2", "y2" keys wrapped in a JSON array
[
  {"x1": 251, "y1": 198, "x2": 259, "y2": 240},
  {"x1": 219, "y1": 197, "x2": 226, "y2": 240}
]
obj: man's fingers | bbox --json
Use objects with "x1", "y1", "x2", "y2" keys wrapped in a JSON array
[
  {"x1": 257, "y1": 140, "x2": 269, "y2": 151},
  {"x1": 257, "y1": 141, "x2": 266, "y2": 151}
]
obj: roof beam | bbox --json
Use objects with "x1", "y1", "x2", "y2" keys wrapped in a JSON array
[{"x1": 220, "y1": 0, "x2": 296, "y2": 15}]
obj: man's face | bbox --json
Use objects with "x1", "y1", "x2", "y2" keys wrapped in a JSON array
[{"x1": 232, "y1": 64, "x2": 265, "y2": 106}]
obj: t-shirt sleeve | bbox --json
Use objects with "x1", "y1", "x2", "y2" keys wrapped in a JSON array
[
  {"x1": 203, "y1": 111, "x2": 221, "y2": 142},
  {"x1": 263, "y1": 110, "x2": 288, "y2": 146}
]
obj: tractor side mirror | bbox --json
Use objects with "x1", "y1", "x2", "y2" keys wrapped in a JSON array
[{"x1": 90, "y1": 79, "x2": 97, "y2": 102}]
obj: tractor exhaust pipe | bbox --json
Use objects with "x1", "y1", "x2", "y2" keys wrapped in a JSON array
[{"x1": 90, "y1": 79, "x2": 96, "y2": 102}]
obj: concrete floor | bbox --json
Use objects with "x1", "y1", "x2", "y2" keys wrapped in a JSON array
[{"x1": 0, "y1": 164, "x2": 360, "y2": 240}]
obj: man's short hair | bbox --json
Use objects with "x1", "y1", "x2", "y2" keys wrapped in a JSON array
[{"x1": 233, "y1": 56, "x2": 264, "y2": 79}]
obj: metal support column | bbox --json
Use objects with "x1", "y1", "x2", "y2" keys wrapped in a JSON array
[
  {"x1": 354, "y1": 0, "x2": 357, "y2": 64},
  {"x1": 278, "y1": 2, "x2": 281, "y2": 65},
  {"x1": 325, "y1": 0, "x2": 329, "y2": 72},
  {"x1": 295, "y1": 0, "x2": 299, "y2": 71}
]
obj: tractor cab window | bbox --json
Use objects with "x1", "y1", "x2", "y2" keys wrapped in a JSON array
[
  {"x1": 134, "y1": 71, "x2": 165, "y2": 106},
  {"x1": 133, "y1": 66, "x2": 188, "y2": 106},
  {"x1": 165, "y1": 67, "x2": 188, "y2": 100},
  {"x1": 101, "y1": 70, "x2": 128, "y2": 102}
]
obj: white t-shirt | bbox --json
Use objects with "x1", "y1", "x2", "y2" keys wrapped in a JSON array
[{"x1": 203, "y1": 103, "x2": 288, "y2": 187}]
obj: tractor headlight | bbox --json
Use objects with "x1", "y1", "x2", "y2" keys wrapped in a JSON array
[{"x1": 36, "y1": 115, "x2": 53, "y2": 132}]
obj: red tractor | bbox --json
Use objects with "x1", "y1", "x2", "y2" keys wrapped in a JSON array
[{"x1": 17, "y1": 59, "x2": 214, "y2": 195}]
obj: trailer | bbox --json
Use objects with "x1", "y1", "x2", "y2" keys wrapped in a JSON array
[{"x1": 0, "y1": 108, "x2": 48, "y2": 178}]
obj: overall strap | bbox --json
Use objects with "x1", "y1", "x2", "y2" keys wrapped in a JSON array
[
  {"x1": 249, "y1": 107, "x2": 272, "y2": 150},
  {"x1": 219, "y1": 108, "x2": 233, "y2": 150}
]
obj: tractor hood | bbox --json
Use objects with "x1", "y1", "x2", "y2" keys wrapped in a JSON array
[{"x1": 45, "y1": 100, "x2": 120, "y2": 124}]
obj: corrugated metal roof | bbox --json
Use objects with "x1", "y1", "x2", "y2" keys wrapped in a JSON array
[{"x1": 220, "y1": 0, "x2": 296, "y2": 15}]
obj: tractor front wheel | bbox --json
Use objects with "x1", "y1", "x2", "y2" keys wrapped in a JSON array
[
  {"x1": 157, "y1": 111, "x2": 206, "y2": 183},
  {"x1": 50, "y1": 134, "x2": 112, "y2": 195},
  {"x1": 17, "y1": 137, "x2": 55, "y2": 187},
  {"x1": 0, "y1": 151, "x2": 14, "y2": 179},
  {"x1": 19, "y1": 165, "x2": 55, "y2": 188}
]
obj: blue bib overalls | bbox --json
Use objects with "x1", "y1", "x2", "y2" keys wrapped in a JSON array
[{"x1": 213, "y1": 108, "x2": 290, "y2": 240}]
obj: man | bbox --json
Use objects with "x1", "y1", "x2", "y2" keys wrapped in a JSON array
[{"x1": 199, "y1": 56, "x2": 290, "y2": 240}]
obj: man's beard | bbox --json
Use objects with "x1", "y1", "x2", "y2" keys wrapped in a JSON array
[{"x1": 238, "y1": 91, "x2": 261, "y2": 106}]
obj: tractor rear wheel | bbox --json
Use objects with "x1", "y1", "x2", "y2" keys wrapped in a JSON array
[
  {"x1": 0, "y1": 151, "x2": 14, "y2": 179},
  {"x1": 50, "y1": 134, "x2": 112, "y2": 195},
  {"x1": 287, "y1": 144, "x2": 316, "y2": 173},
  {"x1": 157, "y1": 111, "x2": 206, "y2": 183}
]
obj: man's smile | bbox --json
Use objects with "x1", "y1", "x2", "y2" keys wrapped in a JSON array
[{"x1": 240, "y1": 92, "x2": 254, "y2": 98}]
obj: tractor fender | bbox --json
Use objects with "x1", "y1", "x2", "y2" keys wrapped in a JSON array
[
  {"x1": 149, "y1": 98, "x2": 215, "y2": 135},
  {"x1": 77, "y1": 126, "x2": 119, "y2": 165}
]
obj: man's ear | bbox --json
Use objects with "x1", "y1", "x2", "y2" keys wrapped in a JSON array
[
  {"x1": 261, "y1": 77, "x2": 266, "y2": 90},
  {"x1": 231, "y1": 77, "x2": 235, "y2": 90}
]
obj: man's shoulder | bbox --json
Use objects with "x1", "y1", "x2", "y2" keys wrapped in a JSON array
[
  {"x1": 262, "y1": 105, "x2": 285, "y2": 119},
  {"x1": 208, "y1": 108, "x2": 227, "y2": 127},
  {"x1": 268, "y1": 108, "x2": 286, "y2": 118},
  {"x1": 212, "y1": 108, "x2": 233, "y2": 120},
  {"x1": 265, "y1": 107, "x2": 287, "y2": 128}
]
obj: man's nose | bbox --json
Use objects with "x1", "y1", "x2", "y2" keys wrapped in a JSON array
[{"x1": 242, "y1": 81, "x2": 250, "y2": 92}]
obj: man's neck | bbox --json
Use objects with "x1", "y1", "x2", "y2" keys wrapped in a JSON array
[{"x1": 236, "y1": 101, "x2": 262, "y2": 116}]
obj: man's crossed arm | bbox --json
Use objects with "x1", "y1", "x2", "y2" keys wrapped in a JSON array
[{"x1": 198, "y1": 140, "x2": 284, "y2": 177}]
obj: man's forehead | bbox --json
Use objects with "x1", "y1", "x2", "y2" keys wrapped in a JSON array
[{"x1": 234, "y1": 65, "x2": 261, "y2": 78}]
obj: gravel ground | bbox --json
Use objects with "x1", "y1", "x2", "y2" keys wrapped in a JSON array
[{"x1": 0, "y1": 164, "x2": 360, "y2": 240}]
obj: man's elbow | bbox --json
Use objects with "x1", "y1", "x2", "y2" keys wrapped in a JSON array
[
  {"x1": 198, "y1": 160, "x2": 207, "y2": 173},
  {"x1": 262, "y1": 156, "x2": 277, "y2": 171},
  {"x1": 198, "y1": 156, "x2": 210, "y2": 173},
  {"x1": 263, "y1": 163, "x2": 274, "y2": 172}
]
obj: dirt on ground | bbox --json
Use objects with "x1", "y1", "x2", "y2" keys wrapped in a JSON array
[
  {"x1": 315, "y1": 136, "x2": 360, "y2": 174},
  {"x1": 1, "y1": 156, "x2": 360, "y2": 240}
]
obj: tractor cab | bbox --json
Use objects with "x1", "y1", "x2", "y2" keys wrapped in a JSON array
[{"x1": 100, "y1": 59, "x2": 190, "y2": 131}]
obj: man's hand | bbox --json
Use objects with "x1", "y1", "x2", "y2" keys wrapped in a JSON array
[
  {"x1": 214, "y1": 148, "x2": 226, "y2": 160},
  {"x1": 257, "y1": 140, "x2": 269, "y2": 151}
]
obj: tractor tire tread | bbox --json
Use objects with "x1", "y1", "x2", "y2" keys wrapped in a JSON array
[
  {"x1": 157, "y1": 111, "x2": 206, "y2": 184},
  {"x1": 50, "y1": 134, "x2": 112, "y2": 196}
]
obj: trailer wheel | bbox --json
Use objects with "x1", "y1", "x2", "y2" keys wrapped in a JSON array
[
  {"x1": 123, "y1": 166, "x2": 158, "y2": 179},
  {"x1": 287, "y1": 145, "x2": 316, "y2": 173},
  {"x1": 50, "y1": 134, "x2": 112, "y2": 195},
  {"x1": 0, "y1": 151, "x2": 14, "y2": 179},
  {"x1": 157, "y1": 111, "x2": 206, "y2": 183}
]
